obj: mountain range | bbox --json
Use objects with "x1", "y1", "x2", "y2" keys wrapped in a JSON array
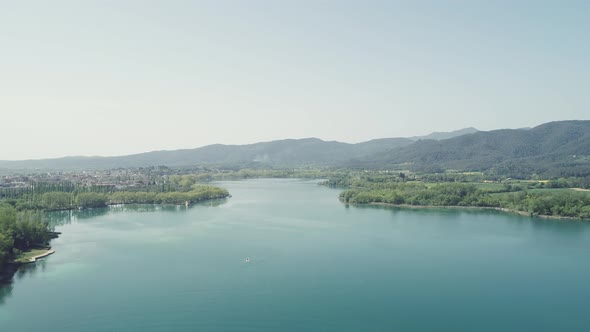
[
  {"x1": 347, "y1": 121, "x2": 590, "y2": 177},
  {"x1": 1, "y1": 121, "x2": 588, "y2": 178}
]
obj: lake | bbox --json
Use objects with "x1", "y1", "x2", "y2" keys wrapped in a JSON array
[{"x1": 1, "y1": 179, "x2": 590, "y2": 331}]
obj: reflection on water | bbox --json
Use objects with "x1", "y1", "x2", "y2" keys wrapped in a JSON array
[
  {"x1": 0, "y1": 280, "x2": 13, "y2": 305},
  {"x1": 0, "y1": 199, "x2": 229, "y2": 305},
  {"x1": 15, "y1": 260, "x2": 48, "y2": 281},
  {"x1": 0, "y1": 260, "x2": 49, "y2": 305},
  {"x1": 351, "y1": 203, "x2": 590, "y2": 238},
  {"x1": 45, "y1": 198, "x2": 228, "y2": 227}
]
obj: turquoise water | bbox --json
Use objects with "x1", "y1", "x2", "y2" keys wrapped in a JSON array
[{"x1": 1, "y1": 179, "x2": 590, "y2": 331}]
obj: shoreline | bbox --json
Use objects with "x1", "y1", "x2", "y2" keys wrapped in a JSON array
[
  {"x1": 343, "y1": 201, "x2": 590, "y2": 221},
  {"x1": 1, "y1": 197, "x2": 229, "y2": 283},
  {"x1": 1, "y1": 197, "x2": 228, "y2": 284},
  {"x1": 0, "y1": 248, "x2": 56, "y2": 284},
  {"x1": 22, "y1": 249, "x2": 55, "y2": 264},
  {"x1": 41, "y1": 197, "x2": 230, "y2": 212}
]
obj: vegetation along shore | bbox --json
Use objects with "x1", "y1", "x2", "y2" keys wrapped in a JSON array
[
  {"x1": 327, "y1": 173, "x2": 590, "y2": 220},
  {"x1": 0, "y1": 176, "x2": 230, "y2": 283}
]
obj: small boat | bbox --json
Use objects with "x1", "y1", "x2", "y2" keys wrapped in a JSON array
[{"x1": 245, "y1": 258, "x2": 250, "y2": 263}]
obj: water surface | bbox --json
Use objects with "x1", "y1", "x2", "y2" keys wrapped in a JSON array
[{"x1": 1, "y1": 179, "x2": 590, "y2": 331}]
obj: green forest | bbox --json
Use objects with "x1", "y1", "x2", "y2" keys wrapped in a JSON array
[
  {"x1": 0, "y1": 175, "x2": 230, "y2": 211},
  {"x1": 332, "y1": 178, "x2": 590, "y2": 219},
  {"x1": 0, "y1": 205, "x2": 51, "y2": 272},
  {"x1": 2, "y1": 186, "x2": 229, "y2": 211}
]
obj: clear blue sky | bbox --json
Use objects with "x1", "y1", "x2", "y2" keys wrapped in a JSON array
[{"x1": 1, "y1": 0, "x2": 588, "y2": 160}]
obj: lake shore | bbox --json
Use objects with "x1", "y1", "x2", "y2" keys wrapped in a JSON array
[
  {"x1": 18, "y1": 249, "x2": 55, "y2": 263},
  {"x1": 0, "y1": 230, "x2": 60, "y2": 284},
  {"x1": 41, "y1": 197, "x2": 230, "y2": 212},
  {"x1": 344, "y1": 201, "x2": 590, "y2": 221},
  {"x1": 0, "y1": 248, "x2": 55, "y2": 284}
]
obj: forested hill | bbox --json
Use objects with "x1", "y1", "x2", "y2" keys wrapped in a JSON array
[
  {"x1": 0, "y1": 128, "x2": 472, "y2": 170},
  {"x1": 0, "y1": 121, "x2": 588, "y2": 177},
  {"x1": 349, "y1": 120, "x2": 590, "y2": 178},
  {"x1": 0, "y1": 137, "x2": 414, "y2": 170}
]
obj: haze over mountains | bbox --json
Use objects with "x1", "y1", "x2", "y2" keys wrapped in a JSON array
[
  {"x1": 1, "y1": 121, "x2": 589, "y2": 178},
  {"x1": 1, "y1": 127, "x2": 477, "y2": 170},
  {"x1": 407, "y1": 127, "x2": 479, "y2": 141},
  {"x1": 347, "y1": 121, "x2": 590, "y2": 178}
]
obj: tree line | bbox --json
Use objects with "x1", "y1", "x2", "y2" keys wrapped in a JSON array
[
  {"x1": 1, "y1": 185, "x2": 229, "y2": 211},
  {"x1": 338, "y1": 182, "x2": 590, "y2": 219},
  {"x1": 0, "y1": 205, "x2": 51, "y2": 273}
]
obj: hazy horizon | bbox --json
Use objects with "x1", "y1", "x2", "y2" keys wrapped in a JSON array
[
  {"x1": 0, "y1": 120, "x2": 580, "y2": 161},
  {"x1": 4, "y1": 123, "x2": 478, "y2": 161},
  {"x1": 2, "y1": 1, "x2": 589, "y2": 160}
]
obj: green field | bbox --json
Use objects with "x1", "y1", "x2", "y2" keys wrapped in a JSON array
[
  {"x1": 528, "y1": 188, "x2": 590, "y2": 197},
  {"x1": 473, "y1": 183, "x2": 510, "y2": 191}
]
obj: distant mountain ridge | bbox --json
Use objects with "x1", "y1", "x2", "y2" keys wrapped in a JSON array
[
  {"x1": 408, "y1": 127, "x2": 479, "y2": 141},
  {"x1": 347, "y1": 120, "x2": 590, "y2": 177},
  {"x1": 0, "y1": 128, "x2": 474, "y2": 170},
  {"x1": 0, "y1": 137, "x2": 413, "y2": 170},
  {"x1": 1, "y1": 122, "x2": 589, "y2": 178}
]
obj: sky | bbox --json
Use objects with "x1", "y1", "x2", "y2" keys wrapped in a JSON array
[{"x1": 1, "y1": 0, "x2": 588, "y2": 160}]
